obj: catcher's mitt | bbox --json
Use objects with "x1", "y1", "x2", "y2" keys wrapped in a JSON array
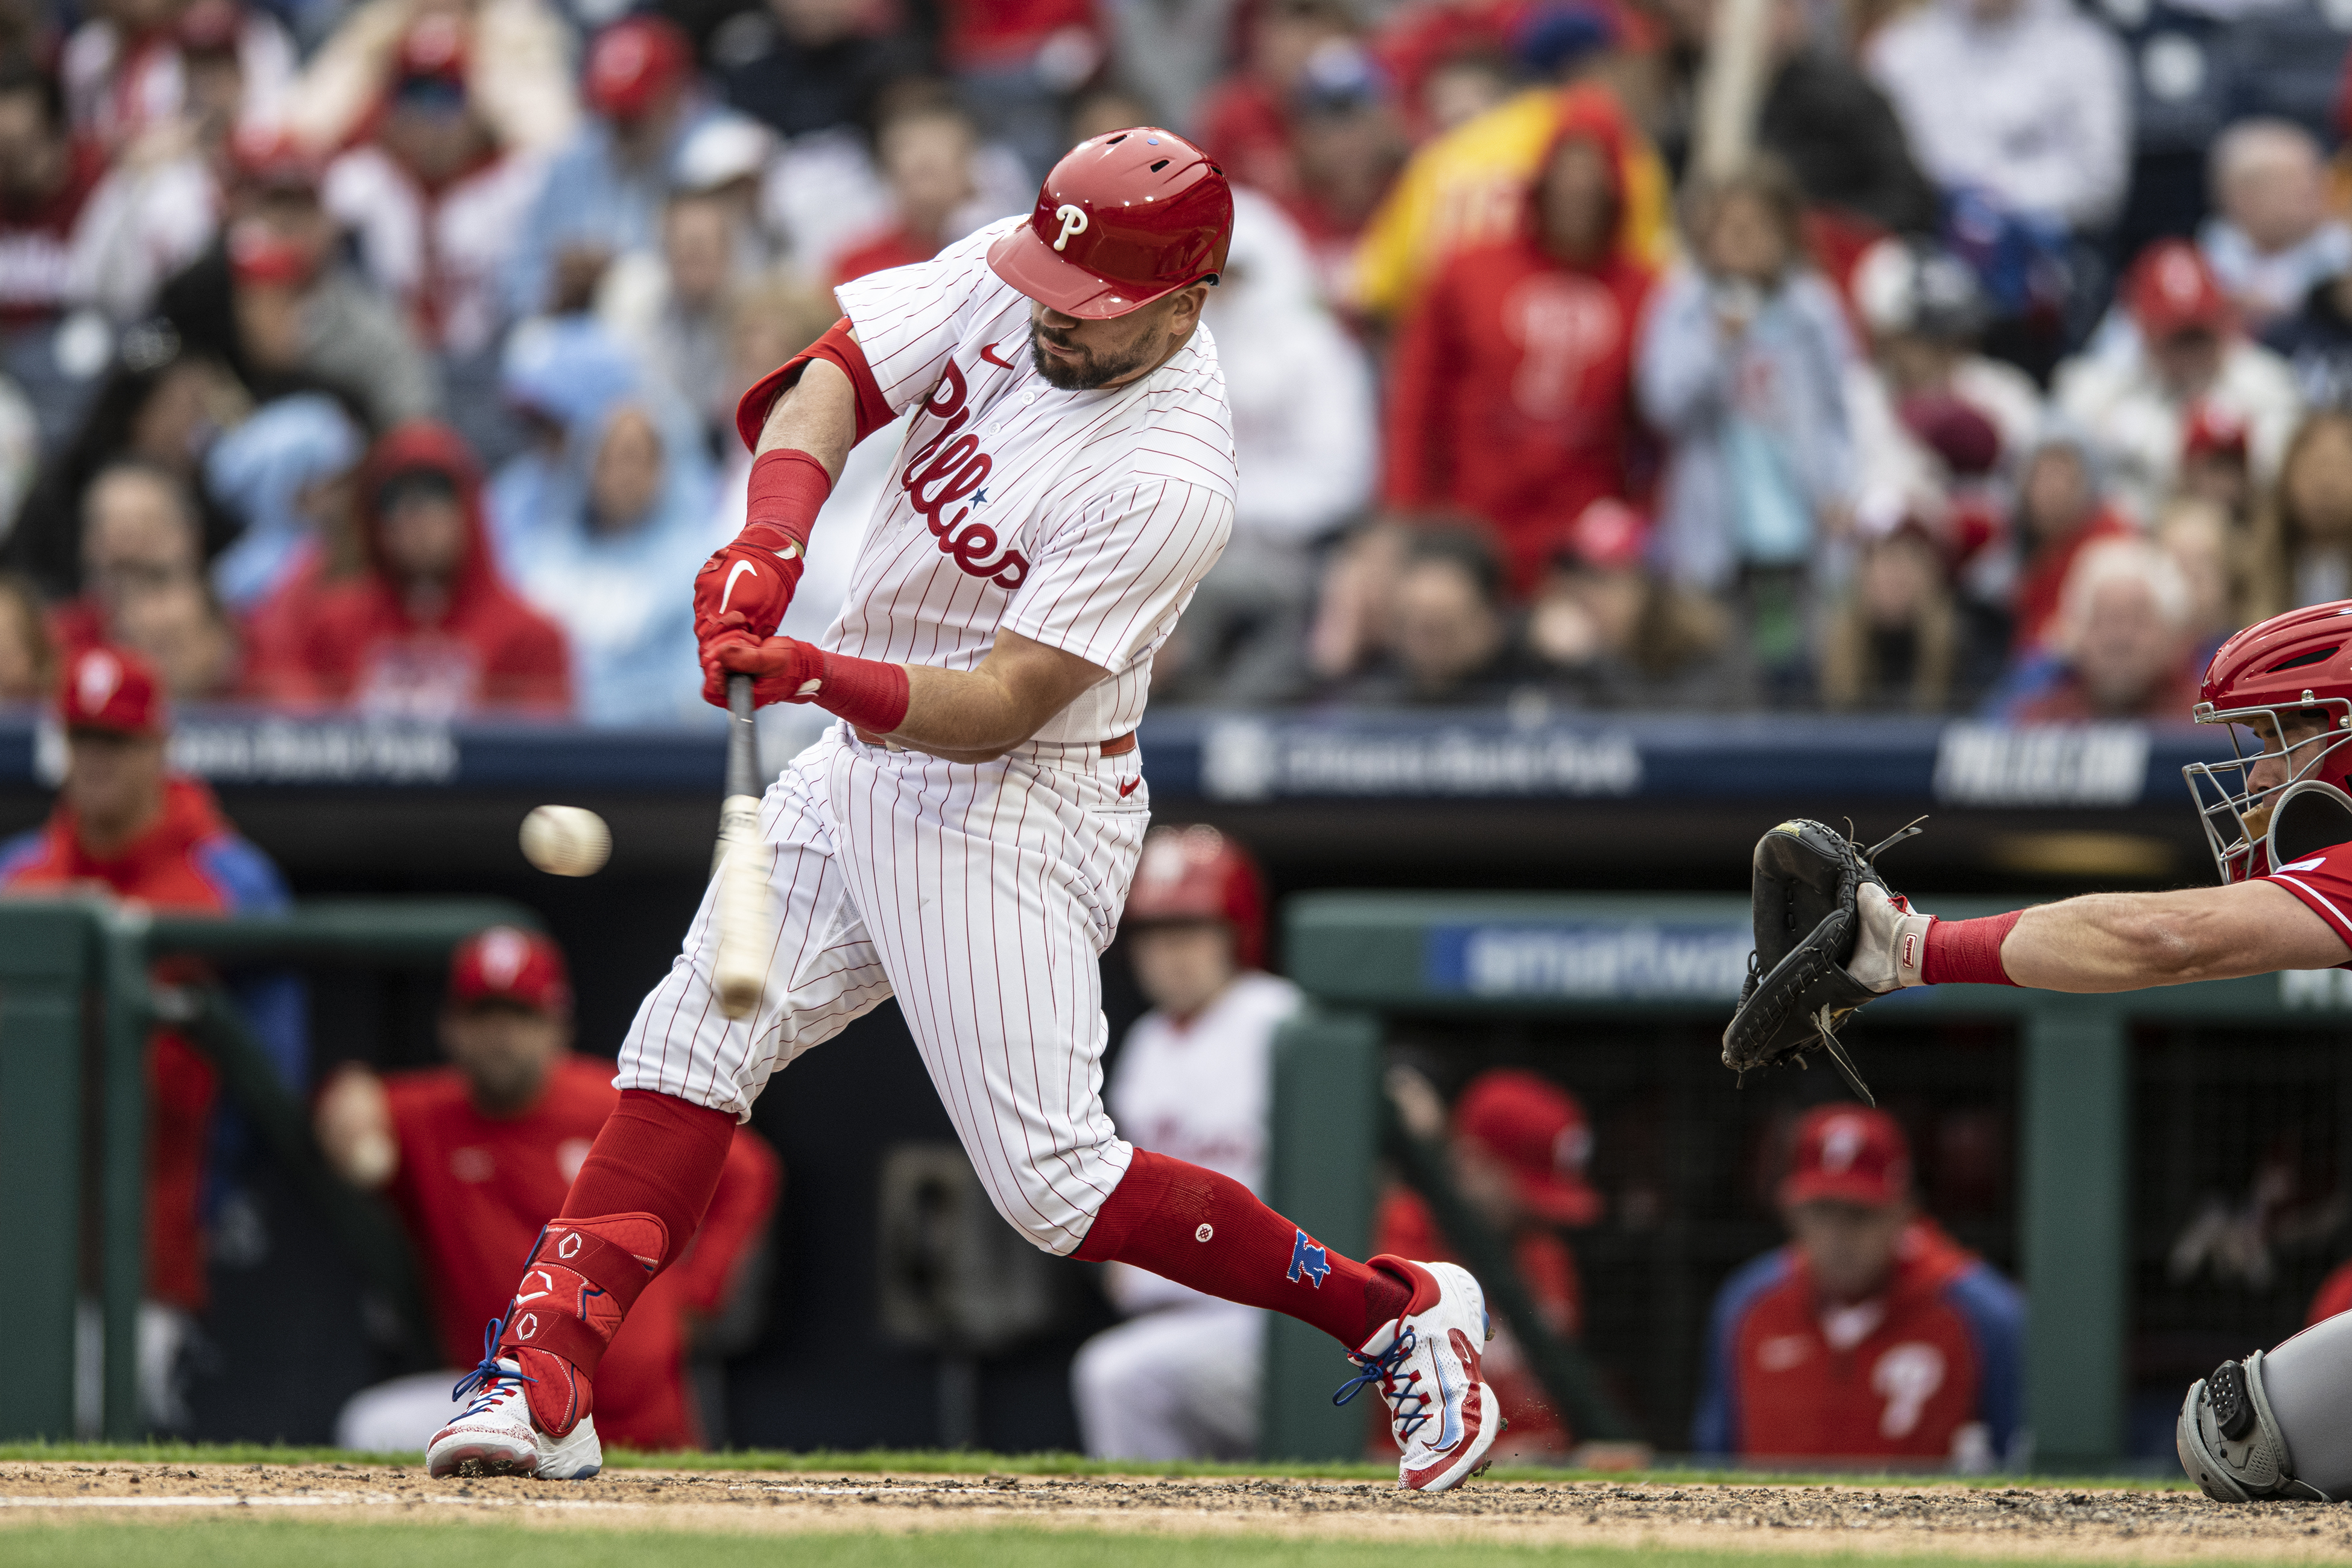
[{"x1": 1721, "y1": 817, "x2": 1925, "y2": 1105}]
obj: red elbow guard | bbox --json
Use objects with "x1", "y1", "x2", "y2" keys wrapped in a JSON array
[{"x1": 735, "y1": 316, "x2": 894, "y2": 454}]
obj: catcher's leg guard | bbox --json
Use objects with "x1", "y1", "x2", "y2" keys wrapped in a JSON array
[{"x1": 2178, "y1": 1311, "x2": 2352, "y2": 1501}]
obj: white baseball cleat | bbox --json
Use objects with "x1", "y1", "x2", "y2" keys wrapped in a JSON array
[
  {"x1": 1335, "y1": 1256, "x2": 1499, "y2": 1492},
  {"x1": 426, "y1": 1338, "x2": 602, "y2": 1480}
]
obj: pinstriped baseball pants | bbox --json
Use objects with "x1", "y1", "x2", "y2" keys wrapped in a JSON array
[{"x1": 615, "y1": 724, "x2": 1148, "y2": 1256}]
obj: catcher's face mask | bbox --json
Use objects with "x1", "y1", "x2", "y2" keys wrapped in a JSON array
[{"x1": 2184, "y1": 697, "x2": 2352, "y2": 883}]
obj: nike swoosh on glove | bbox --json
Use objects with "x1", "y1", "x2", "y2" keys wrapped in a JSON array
[
  {"x1": 700, "y1": 618, "x2": 822, "y2": 709},
  {"x1": 694, "y1": 533, "x2": 804, "y2": 703}
]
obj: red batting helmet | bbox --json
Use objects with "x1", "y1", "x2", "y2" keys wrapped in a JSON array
[
  {"x1": 985, "y1": 127, "x2": 1233, "y2": 320},
  {"x1": 2183, "y1": 601, "x2": 2352, "y2": 882},
  {"x1": 1124, "y1": 824, "x2": 1267, "y2": 969}
]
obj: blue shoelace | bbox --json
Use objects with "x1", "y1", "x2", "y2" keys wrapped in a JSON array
[
  {"x1": 450, "y1": 1313, "x2": 536, "y2": 1417},
  {"x1": 1330, "y1": 1326, "x2": 1434, "y2": 1443}
]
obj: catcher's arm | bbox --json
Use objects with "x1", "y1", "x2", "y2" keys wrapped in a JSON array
[{"x1": 1930, "y1": 882, "x2": 2348, "y2": 992}]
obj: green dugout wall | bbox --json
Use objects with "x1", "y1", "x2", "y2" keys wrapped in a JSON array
[{"x1": 1257, "y1": 892, "x2": 2352, "y2": 1470}]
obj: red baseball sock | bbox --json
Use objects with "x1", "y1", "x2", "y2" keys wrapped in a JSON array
[
  {"x1": 1921, "y1": 910, "x2": 2025, "y2": 986},
  {"x1": 1075, "y1": 1149, "x2": 1411, "y2": 1348},
  {"x1": 561, "y1": 1089, "x2": 738, "y2": 1269}
]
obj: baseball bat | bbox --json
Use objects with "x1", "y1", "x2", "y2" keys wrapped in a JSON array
[{"x1": 713, "y1": 673, "x2": 768, "y2": 1019}]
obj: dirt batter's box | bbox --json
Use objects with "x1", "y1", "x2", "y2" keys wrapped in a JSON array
[{"x1": 1260, "y1": 889, "x2": 2352, "y2": 1469}]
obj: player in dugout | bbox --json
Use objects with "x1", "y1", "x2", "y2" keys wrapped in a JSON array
[
  {"x1": 317, "y1": 926, "x2": 779, "y2": 1452},
  {"x1": 0, "y1": 644, "x2": 307, "y2": 1429},
  {"x1": 1376, "y1": 1068, "x2": 1604, "y2": 1462},
  {"x1": 1692, "y1": 1106, "x2": 2023, "y2": 1470},
  {"x1": 1071, "y1": 824, "x2": 1298, "y2": 1461},
  {"x1": 1722, "y1": 599, "x2": 2352, "y2": 1500}
]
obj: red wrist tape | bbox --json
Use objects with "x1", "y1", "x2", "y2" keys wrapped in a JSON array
[
  {"x1": 809, "y1": 650, "x2": 910, "y2": 733},
  {"x1": 1921, "y1": 909, "x2": 2024, "y2": 986},
  {"x1": 742, "y1": 447, "x2": 830, "y2": 556}
]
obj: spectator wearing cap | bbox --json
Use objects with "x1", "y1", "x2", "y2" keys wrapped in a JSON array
[
  {"x1": 251, "y1": 419, "x2": 570, "y2": 715},
  {"x1": 320, "y1": 925, "x2": 781, "y2": 1453},
  {"x1": 283, "y1": 0, "x2": 576, "y2": 159},
  {"x1": 1693, "y1": 1107, "x2": 2023, "y2": 1469},
  {"x1": 504, "y1": 14, "x2": 715, "y2": 323},
  {"x1": 322, "y1": 14, "x2": 552, "y2": 360},
  {"x1": 1072, "y1": 827, "x2": 1298, "y2": 1460},
  {"x1": 1152, "y1": 189, "x2": 1373, "y2": 706},
  {"x1": 62, "y1": 0, "x2": 293, "y2": 156},
  {"x1": 0, "y1": 643, "x2": 305, "y2": 1427},
  {"x1": 2200, "y1": 120, "x2": 2352, "y2": 334},
  {"x1": 1374, "y1": 1068, "x2": 1603, "y2": 1460},
  {"x1": 1864, "y1": 0, "x2": 2128, "y2": 238},
  {"x1": 1524, "y1": 498, "x2": 1730, "y2": 707},
  {"x1": 1385, "y1": 90, "x2": 1657, "y2": 601},
  {"x1": 156, "y1": 130, "x2": 443, "y2": 429},
  {"x1": 2054, "y1": 240, "x2": 2301, "y2": 526},
  {"x1": 1279, "y1": 40, "x2": 1410, "y2": 292}
]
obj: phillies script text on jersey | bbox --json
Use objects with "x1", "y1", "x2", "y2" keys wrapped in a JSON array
[{"x1": 902, "y1": 359, "x2": 1029, "y2": 589}]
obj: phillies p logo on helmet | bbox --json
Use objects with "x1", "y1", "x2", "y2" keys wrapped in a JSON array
[{"x1": 1052, "y1": 203, "x2": 1089, "y2": 251}]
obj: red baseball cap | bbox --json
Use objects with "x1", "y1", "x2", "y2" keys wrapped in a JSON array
[
  {"x1": 448, "y1": 925, "x2": 572, "y2": 1014},
  {"x1": 584, "y1": 16, "x2": 691, "y2": 121},
  {"x1": 2183, "y1": 400, "x2": 2250, "y2": 462},
  {"x1": 1780, "y1": 1105, "x2": 1912, "y2": 1209},
  {"x1": 2125, "y1": 239, "x2": 2231, "y2": 340},
  {"x1": 1563, "y1": 496, "x2": 1646, "y2": 572},
  {"x1": 1452, "y1": 1069, "x2": 1603, "y2": 1226},
  {"x1": 60, "y1": 645, "x2": 167, "y2": 738},
  {"x1": 394, "y1": 11, "x2": 467, "y2": 84}
]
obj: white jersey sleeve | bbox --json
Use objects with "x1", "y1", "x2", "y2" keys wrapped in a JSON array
[
  {"x1": 834, "y1": 222, "x2": 1017, "y2": 415},
  {"x1": 1003, "y1": 472, "x2": 1232, "y2": 673}
]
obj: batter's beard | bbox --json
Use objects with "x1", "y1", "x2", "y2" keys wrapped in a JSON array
[{"x1": 1029, "y1": 321, "x2": 1157, "y2": 390}]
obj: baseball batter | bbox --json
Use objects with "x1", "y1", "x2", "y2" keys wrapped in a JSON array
[
  {"x1": 1726, "y1": 599, "x2": 2352, "y2": 1501},
  {"x1": 425, "y1": 130, "x2": 1500, "y2": 1491}
]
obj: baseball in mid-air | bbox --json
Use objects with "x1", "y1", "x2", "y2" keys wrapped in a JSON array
[{"x1": 520, "y1": 805, "x2": 612, "y2": 876}]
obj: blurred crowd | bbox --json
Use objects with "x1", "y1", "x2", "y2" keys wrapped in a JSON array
[{"x1": 0, "y1": 0, "x2": 2348, "y2": 721}]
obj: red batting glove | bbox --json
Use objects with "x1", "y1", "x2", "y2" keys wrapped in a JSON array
[
  {"x1": 701, "y1": 618, "x2": 823, "y2": 709},
  {"x1": 693, "y1": 450, "x2": 833, "y2": 706},
  {"x1": 702, "y1": 626, "x2": 912, "y2": 732}
]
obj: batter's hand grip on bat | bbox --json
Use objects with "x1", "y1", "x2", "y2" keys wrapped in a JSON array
[{"x1": 713, "y1": 674, "x2": 768, "y2": 1019}]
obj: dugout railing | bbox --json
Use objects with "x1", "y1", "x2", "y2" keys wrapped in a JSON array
[
  {"x1": 0, "y1": 896, "x2": 537, "y2": 1441},
  {"x1": 1257, "y1": 891, "x2": 2352, "y2": 1471}
]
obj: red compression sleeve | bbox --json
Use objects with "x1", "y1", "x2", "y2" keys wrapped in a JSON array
[
  {"x1": 562, "y1": 1089, "x2": 739, "y2": 1270},
  {"x1": 742, "y1": 447, "x2": 830, "y2": 557},
  {"x1": 806, "y1": 649, "x2": 911, "y2": 733},
  {"x1": 735, "y1": 317, "x2": 893, "y2": 452},
  {"x1": 1921, "y1": 910, "x2": 2025, "y2": 987},
  {"x1": 1075, "y1": 1149, "x2": 1412, "y2": 1348}
]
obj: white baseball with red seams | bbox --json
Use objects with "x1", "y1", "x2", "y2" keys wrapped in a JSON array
[{"x1": 616, "y1": 217, "x2": 1234, "y2": 1252}]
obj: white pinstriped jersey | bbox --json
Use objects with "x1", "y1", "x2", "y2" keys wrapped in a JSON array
[{"x1": 822, "y1": 217, "x2": 1238, "y2": 743}]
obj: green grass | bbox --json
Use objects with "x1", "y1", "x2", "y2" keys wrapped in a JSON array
[
  {"x1": 0, "y1": 1525, "x2": 2251, "y2": 1568},
  {"x1": 0, "y1": 1439, "x2": 2192, "y2": 1491}
]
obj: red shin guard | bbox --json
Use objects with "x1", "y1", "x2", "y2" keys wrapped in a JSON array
[
  {"x1": 1922, "y1": 909, "x2": 2025, "y2": 986},
  {"x1": 1076, "y1": 1149, "x2": 1411, "y2": 1347},
  {"x1": 491, "y1": 1091, "x2": 738, "y2": 1436}
]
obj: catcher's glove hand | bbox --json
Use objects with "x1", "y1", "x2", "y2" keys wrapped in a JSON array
[{"x1": 1721, "y1": 817, "x2": 1928, "y2": 1105}]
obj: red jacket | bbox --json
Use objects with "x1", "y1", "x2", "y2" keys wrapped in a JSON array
[
  {"x1": 2011, "y1": 509, "x2": 2132, "y2": 652},
  {"x1": 1374, "y1": 1186, "x2": 1583, "y2": 1455},
  {"x1": 1382, "y1": 95, "x2": 1657, "y2": 596},
  {"x1": 0, "y1": 775, "x2": 295, "y2": 1310},
  {"x1": 382, "y1": 1057, "x2": 780, "y2": 1450},
  {"x1": 250, "y1": 420, "x2": 571, "y2": 715},
  {"x1": 1693, "y1": 1218, "x2": 2025, "y2": 1462}
]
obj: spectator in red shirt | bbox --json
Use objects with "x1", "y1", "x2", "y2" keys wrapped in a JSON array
[
  {"x1": 250, "y1": 420, "x2": 571, "y2": 716},
  {"x1": 320, "y1": 926, "x2": 780, "y2": 1452},
  {"x1": 2004, "y1": 425, "x2": 2133, "y2": 653},
  {"x1": 1374, "y1": 1069, "x2": 1602, "y2": 1460},
  {"x1": 1693, "y1": 1106, "x2": 2024, "y2": 1469},
  {"x1": 1384, "y1": 90, "x2": 1657, "y2": 598},
  {"x1": 0, "y1": 55, "x2": 113, "y2": 328},
  {"x1": 1195, "y1": 0, "x2": 1361, "y2": 212},
  {"x1": 0, "y1": 644, "x2": 306, "y2": 1427},
  {"x1": 1997, "y1": 537, "x2": 2204, "y2": 724},
  {"x1": 832, "y1": 98, "x2": 982, "y2": 285}
]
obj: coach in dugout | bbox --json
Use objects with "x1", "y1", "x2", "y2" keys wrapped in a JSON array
[
  {"x1": 318, "y1": 926, "x2": 779, "y2": 1452},
  {"x1": 0, "y1": 643, "x2": 308, "y2": 1427},
  {"x1": 1693, "y1": 1106, "x2": 2025, "y2": 1470}
]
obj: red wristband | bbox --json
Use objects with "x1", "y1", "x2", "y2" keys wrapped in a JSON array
[
  {"x1": 809, "y1": 650, "x2": 911, "y2": 733},
  {"x1": 1921, "y1": 910, "x2": 2024, "y2": 986},
  {"x1": 742, "y1": 448, "x2": 830, "y2": 557}
]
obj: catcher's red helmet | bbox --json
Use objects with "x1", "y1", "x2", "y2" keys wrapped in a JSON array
[
  {"x1": 1124, "y1": 824, "x2": 1266, "y2": 969},
  {"x1": 986, "y1": 127, "x2": 1233, "y2": 320},
  {"x1": 2184, "y1": 600, "x2": 2352, "y2": 882}
]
